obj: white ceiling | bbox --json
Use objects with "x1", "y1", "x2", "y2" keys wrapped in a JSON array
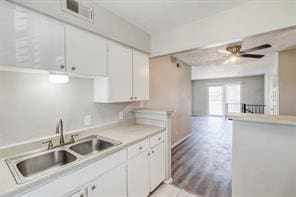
[
  {"x1": 93, "y1": 0, "x2": 249, "y2": 34},
  {"x1": 174, "y1": 28, "x2": 296, "y2": 67}
]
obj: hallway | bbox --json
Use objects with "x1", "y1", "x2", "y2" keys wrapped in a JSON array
[{"x1": 172, "y1": 116, "x2": 232, "y2": 197}]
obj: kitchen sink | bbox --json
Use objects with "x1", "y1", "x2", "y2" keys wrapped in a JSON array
[
  {"x1": 16, "y1": 150, "x2": 77, "y2": 177},
  {"x1": 70, "y1": 137, "x2": 120, "y2": 155},
  {"x1": 6, "y1": 135, "x2": 121, "y2": 184}
]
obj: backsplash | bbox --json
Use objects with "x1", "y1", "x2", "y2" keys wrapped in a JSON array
[{"x1": 0, "y1": 70, "x2": 137, "y2": 147}]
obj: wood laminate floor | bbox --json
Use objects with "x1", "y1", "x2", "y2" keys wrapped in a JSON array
[{"x1": 172, "y1": 116, "x2": 232, "y2": 197}]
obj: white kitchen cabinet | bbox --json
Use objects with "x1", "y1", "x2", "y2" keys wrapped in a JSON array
[
  {"x1": 127, "y1": 150, "x2": 150, "y2": 197},
  {"x1": 108, "y1": 41, "x2": 133, "y2": 102},
  {"x1": 94, "y1": 41, "x2": 133, "y2": 102},
  {"x1": 132, "y1": 50, "x2": 149, "y2": 101},
  {"x1": 127, "y1": 133, "x2": 166, "y2": 197},
  {"x1": 65, "y1": 25, "x2": 107, "y2": 77},
  {"x1": 88, "y1": 163, "x2": 127, "y2": 197},
  {"x1": 150, "y1": 142, "x2": 166, "y2": 192},
  {"x1": 68, "y1": 189, "x2": 86, "y2": 197},
  {"x1": 94, "y1": 41, "x2": 149, "y2": 103},
  {"x1": 0, "y1": 0, "x2": 65, "y2": 71}
]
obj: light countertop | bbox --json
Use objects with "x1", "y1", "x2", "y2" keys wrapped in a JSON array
[
  {"x1": 133, "y1": 108, "x2": 175, "y2": 115},
  {"x1": 227, "y1": 113, "x2": 296, "y2": 126},
  {"x1": 0, "y1": 122, "x2": 165, "y2": 197}
]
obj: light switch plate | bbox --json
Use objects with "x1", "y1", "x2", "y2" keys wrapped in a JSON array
[{"x1": 84, "y1": 115, "x2": 92, "y2": 126}]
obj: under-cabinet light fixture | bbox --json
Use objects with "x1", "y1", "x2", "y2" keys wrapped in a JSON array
[{"x1": 48, "y1": 72, "x2": 69, "y2": 84}]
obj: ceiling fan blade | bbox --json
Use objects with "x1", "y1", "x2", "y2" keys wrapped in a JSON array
[
  {"x1": 239, "y1": 54, "x2": 264, "y2": 58},
  {"x1": 218, "y1": 50, "x2": 232, "y2": 55},
  {"x1": 240, "y1": 44, "x2": 271, "y2": 54}
]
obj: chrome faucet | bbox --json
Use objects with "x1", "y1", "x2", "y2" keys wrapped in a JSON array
[{"x1": 56, "y1": 119, "x2": 65, "y2": 145}]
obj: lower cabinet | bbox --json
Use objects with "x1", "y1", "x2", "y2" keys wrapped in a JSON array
[
  {"x1": 127, "y1": 135, "x2": 166, "y2": 197},
  {"x1": 127, "y1": 150, "x2": 150, "y2": 197},
  {"x1": 68, "y1": 189, "x2": 86, "y2": 197},
  {"x1": 88, "y1": 164, "x2": 127, "y2": 197},
  {"x1": 150, "y1": 142, "x2": 166, "y2": 192}
]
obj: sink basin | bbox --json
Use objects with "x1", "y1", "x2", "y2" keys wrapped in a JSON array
[
  {"x1": 6, "y1": 150, "x2": 77, "y2": 183},
  {"x1": 16, "y1": 150, "x2": 77, "y2": 177},
  {"x1": 6, "y1": 135, "x2": 121, "y2": 184},
  {"x1": 70, "y1": 138, "x2": 119, "y2": 155}
]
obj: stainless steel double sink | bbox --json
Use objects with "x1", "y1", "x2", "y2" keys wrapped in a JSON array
[{"x1": 6, "y1": 135, "x2": 121, "y2": 184}]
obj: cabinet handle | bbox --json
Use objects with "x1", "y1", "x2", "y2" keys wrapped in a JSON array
[
  {"x1": 71, "y1": 66, "x2": 76, "y2": 71},
  {"x1": 134, "y1": 97, "x2": 137, "y2": 100},
  {"x1": 158, "y1": 137, "x2": 162, "y2": 141},
  {"x1": 147, "y1": 153, "x2": 150, "y2": 156},
  {"x1": 130, "y1": 97, "x2": 133, "y2": 100},
  {"x1": 60, "y1": 65, "x2": 65, "y2": 70},
  {"x1": 152, "y1": 150, "x2": 155, "y2": 154},
  {"x1": 91, "y1": 185, "x2": 96, "y2": 190},
  {"x1": 139, "y1": 146, "x2": 142, "y2": 150}
]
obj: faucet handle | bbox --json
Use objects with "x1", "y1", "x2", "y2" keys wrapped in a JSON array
[
  {"x1": 70, "y1": 134, "x2": 79, "y2": 143},
  {"x1": 42, "y1": 139, "x2": 53, "y2": 150}
]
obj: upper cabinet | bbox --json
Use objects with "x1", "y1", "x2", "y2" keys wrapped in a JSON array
[
  {"x1": 133, "y1": 50, "x2": 149, "y2": 101},
  {"x1": 65, "y1": 25, "x2": 107, "y2": 77},
  {"x1": 107, "y1": 42, "x2": 133, "y2": 102},
  {"x1": 0, "y1": 0, "x2": 65, "y2": 71},
  {"x1": 94, "y1": 42, "x2": 149, "y2": 103}
]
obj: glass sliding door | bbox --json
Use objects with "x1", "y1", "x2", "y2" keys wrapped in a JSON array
[
  {"x1": 208, "y1": 86, "x2": 224, "y2": 116},
  {"x1": 225, "y1": 84, "x2": 241, "y2": 113}
]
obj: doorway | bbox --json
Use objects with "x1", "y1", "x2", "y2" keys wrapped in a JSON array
[{"x1": 208, "y1": 86, "x2": 224, "y2": 116}]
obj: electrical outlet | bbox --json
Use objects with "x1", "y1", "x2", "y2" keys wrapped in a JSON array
[
  {"x1": 118, "y1": 111, "x2": 124, "y2": 120},
  {"x1": 84, "y1": 115, "x2": 92, "y2": 126}
]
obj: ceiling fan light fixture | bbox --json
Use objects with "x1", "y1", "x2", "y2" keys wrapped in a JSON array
[{"x1": 230, "y1": 56, "x2": 237, "y2": 63}]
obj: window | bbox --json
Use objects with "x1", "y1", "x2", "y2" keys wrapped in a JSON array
[{"x1": 225, "y1": 84, "x2": 241, "y2": 113}]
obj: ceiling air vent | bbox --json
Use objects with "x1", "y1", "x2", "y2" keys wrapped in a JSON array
[{"x1": 62, "y1": 0, "x2": 94, "y2": 23}]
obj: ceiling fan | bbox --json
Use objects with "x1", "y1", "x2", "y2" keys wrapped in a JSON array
[{"x1": 218, "y1": 44, "x2": 272, "y2": 64}]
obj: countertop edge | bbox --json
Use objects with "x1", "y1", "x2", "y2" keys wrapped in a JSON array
[
  {"x1": 132, "y1": 108, "x2": 175, "y2": 115},
  {"x1": 227, "y1": 113, "x2": 296, "y2": 126}
]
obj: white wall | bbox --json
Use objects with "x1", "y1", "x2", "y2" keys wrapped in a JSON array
[
  {"x1": 151, "y1": 0, "x2": 296, "y2": 56},
  {"x1": 0, "y1": 70, "x2": 137, "y2": 147},
  {"x1": 192, "y1": 75, "x2": 265, "y2": 115},
  {"x1": 9, "y1": 0, "x2": 151, "y2": 53}
]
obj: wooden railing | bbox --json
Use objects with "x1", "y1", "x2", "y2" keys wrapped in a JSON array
[{"x1": 225, "y1": 103, "x2": 265, "y2": 114}]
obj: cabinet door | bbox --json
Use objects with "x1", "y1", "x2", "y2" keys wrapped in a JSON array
[
  {"x1": 88, "y1": 164, "x2": 127, "y2": 197},
  {"x1": 127, "y1": 151, "x2": 150, "y2": 197},
  {"x1": 0, "y1": 0, "x2": 65, "y2": 71},
  {"x1": 133, "y1": 50, "x2": 149, "y2": 100},
  {"x1": 68, "y1": 189, "x2": 86, "y2": 197},
  {"x1": 108, "y1": 41, "x2": 133, "y2": 102},
  {"x1": 150, "y1": 142, "x2": 166, "y2": 192},
  {"x1": 65, "y1": 25, "x2": 107, "y2": 77}
]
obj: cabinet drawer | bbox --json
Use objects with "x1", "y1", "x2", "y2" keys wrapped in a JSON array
[
  {"x1": 127, "y1": 138, "x2": 149, "y2": 159},
  {"x1": 150, "y1": 132, "x2": 165, "y2": 148}
]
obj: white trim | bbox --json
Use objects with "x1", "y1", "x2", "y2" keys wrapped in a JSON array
[
  {"x1": 171, "y1": 133, "x2": 192, "y2": 149},
  {"x1": 164, "y1": 178, "x2": 173, "y2": 184}
]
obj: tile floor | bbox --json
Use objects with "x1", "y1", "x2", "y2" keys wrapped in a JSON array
[{"x1": 150, "y1": 184, "x2": 202, "y2": 197}]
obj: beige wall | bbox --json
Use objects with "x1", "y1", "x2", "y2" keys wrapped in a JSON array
[
  {"x1": 144, "y1": 56, "x2": 192, "y2": 145},
  {"x1": 192, "y1": 75, "x2": 265, "y2": 115},
  {"x1": 279, "y1": 49, "x2": 296, "y2": 116}
]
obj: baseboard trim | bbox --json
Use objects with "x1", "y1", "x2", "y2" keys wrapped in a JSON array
[
  {"x1": 164, "y1": 178, "x2": 173, "y2": 184},
  {"x1": 171, "y1": 133, "x2": 192, "y2": 149}
]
